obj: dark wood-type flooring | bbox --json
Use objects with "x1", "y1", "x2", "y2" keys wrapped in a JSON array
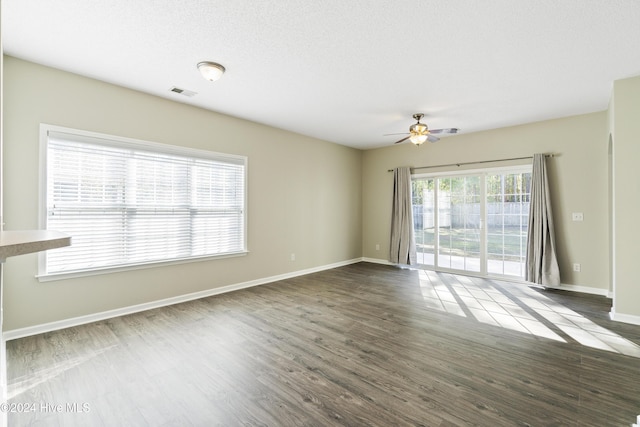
[{"x1": 6, "y1": 262, "x2": 640, "y2": 426}]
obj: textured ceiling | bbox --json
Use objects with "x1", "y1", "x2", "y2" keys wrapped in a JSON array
[{"x1": 4, "y1": 1, "x2": 640, "y2": 149}]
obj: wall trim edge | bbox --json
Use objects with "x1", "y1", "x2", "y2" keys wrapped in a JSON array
[
  {"x1": 542, "y1": 283, "x2": 610, "y2": 297},
  {"x1": 7, "y1": 258, "x2": 628, "y2": 339},
  {"x1": 4, "y1": 258, "x2": 363, "y2": 341},
  {"x1": 609, "y1": 310, "x2": 640, "y2": 326},
  {"x1": 362, "y1": 257, "x2": 393, "y2": 265},
  {"x1": 363, "y1": 257, "x2": 614, "y2": 297}
]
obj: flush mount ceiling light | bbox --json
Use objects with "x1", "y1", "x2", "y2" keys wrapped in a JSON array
[{"x1": 197, "y1": 61, "x2": 226, "y2": 82}]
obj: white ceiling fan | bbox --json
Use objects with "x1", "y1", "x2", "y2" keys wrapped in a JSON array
[{"x1": 387, "y1": 113, "x2": 459, "y2": 145}]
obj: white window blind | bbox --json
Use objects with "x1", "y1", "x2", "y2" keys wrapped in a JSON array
[{"x1": 42, "y1": 128, "x2": 246, "y2": 276}]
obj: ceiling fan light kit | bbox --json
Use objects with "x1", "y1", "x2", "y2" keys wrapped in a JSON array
[
  {"x1": 409, "y1": 115, "x2": 429, "y2": 145},
  {"x1": 409, "y1": 133, "x2": 428, "y2": 145},
  {"x1": 197, "y1": 61, "x2": 226, "y2": 82}
]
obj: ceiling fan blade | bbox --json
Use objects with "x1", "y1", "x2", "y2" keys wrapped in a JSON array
[
  {"x1": 427, "y1": 134, "x2": 440, "y2": 143},
  {"x1": 429, "y1": 128, "x2": 459, "y2": 135},
  {"x1": 384, "y1": 132, "x2": 410, "y2": 136},
  {"x1": 394, "y1": 136, "x2": 410, "y2": 144}
]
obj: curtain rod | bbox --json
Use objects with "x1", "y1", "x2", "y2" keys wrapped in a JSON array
[{"x1": 387, "y1": 154, "x2": 555, "y2": 172}]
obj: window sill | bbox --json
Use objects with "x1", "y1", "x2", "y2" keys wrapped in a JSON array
[{"x1": 36, "y1": 250, "x2": 248, "y2": 282}]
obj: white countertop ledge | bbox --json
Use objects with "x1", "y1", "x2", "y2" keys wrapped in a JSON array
[{"x1": 0, "y1": 230, "x2": 71, "y2": 262}]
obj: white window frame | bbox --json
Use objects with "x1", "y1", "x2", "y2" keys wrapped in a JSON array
[{"x1": 38, "y1": 124, "x2": 248, "y2": 281}]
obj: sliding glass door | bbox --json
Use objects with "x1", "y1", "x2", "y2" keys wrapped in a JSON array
[
  {"x1": 412, "y1": 167, "x2": 531, "y2": 278},
  {"x1": 412, "y1": 178, "x2": 436, "y2": 266},
  {"x1": 486, "y1": 172, "x2": 531, "y2": 277},
  {"x1": 437, "y1": 176, "x2": 482, "y2": 272}
]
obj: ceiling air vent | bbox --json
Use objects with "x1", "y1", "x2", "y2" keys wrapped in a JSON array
[{"x1": 169, "y1": 87, "x2": 197, "y2": 97}]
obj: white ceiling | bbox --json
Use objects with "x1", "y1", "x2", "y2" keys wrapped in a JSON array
[{"x1": 3, "y1": 1, "x2": 640, "y2": 149}]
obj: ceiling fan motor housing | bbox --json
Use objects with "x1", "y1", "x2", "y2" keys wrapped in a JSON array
[{"x1": 410, "y1": 122, "x2": 429, "y2": 134}]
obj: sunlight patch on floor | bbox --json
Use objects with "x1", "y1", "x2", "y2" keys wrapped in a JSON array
[{"x1": 417, "y1": 270, "x2": 640, "y2": 357}]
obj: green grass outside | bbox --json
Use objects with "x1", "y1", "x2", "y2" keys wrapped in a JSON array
[{"x1": 414, "y1": 226, "x2": 526, "y2": 262}]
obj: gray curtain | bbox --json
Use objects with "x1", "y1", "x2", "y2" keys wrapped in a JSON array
[
  {"x1": 390, "y1": 166, "x2": 417, "y2": 265},
  {"x1": 526, "y1": 154, "x2": 560, "y2": 286}
]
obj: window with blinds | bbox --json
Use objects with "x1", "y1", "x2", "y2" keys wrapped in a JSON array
[{"x1": 40, "y1": 126, "x2": 247, "y2": 277}]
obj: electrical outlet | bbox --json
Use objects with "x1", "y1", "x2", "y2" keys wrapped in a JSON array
[
  {"x1": 572, "y1": 212, "x2": 584, "y2": 221},
  {"x1": 290, "y1": 253, "x2": 295, "y2": 261},
  {"x1": 375, "y1": 243, "x2": 380, "y2": 251},
  {"x1": 573, "y1": 263, "x2": 581, "y2": 272}
]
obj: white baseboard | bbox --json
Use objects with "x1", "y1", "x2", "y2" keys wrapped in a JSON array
[
  {"x1": 4, "y1": 258, "x2": 363, "y2": 341},
  {"x1": 6, "y1": 257, "x2": 631, "y2": 339},
  {"x1": 362, "y1": 257, "x2": 393, "y2": 265},
  {"x1": 542, "y1": 283, "x2": 611, "y2": 297},
  {"x1": 363, "y1": 258, "x2": 612, "y2": 297},
  {"x1": 609, "y1": 310, "x2": 640, "y2": 326}
]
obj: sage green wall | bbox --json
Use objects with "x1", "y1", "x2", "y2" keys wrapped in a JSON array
[
  {"x1": 362, "y1": 112, "x2": 610, "y2": 293},
  {"x1": 2, "y1": 56, "x2": 363, "y2": 330},
  {"x1": 611, "y1": 75, "x2": 640, "y2": 320}
]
